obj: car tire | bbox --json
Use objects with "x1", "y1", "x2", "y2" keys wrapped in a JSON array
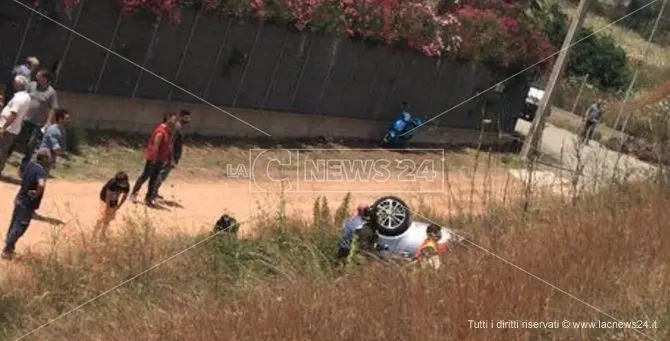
[{"x1": 371, "y1": 196, "x2": 411, "y2": 237}]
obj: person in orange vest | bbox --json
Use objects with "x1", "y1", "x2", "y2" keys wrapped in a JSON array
[{"x1": 415, "y1": 224, "x2": 447, "y2": 269}]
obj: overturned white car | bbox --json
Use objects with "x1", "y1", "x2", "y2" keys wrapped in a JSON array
[{"x1": 368, "y1": 196, "x2": 463, "y2": 260}]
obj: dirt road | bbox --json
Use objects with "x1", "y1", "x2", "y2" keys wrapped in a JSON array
[{"x1": 0, "y1": 171, "x2": 523, "y2": 256}]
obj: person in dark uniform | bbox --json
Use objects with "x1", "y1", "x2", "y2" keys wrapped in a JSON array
[
  {"x1": 337, "y1": 204, "x2": 380, "y2": 266},
  {"x1": 2, "y1": 149, "x2": 50, "y2": 260}
]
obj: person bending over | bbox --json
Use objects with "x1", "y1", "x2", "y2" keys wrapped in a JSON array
[{"x1": 94, "y1": 171, "x2": 130, "y2": 240}]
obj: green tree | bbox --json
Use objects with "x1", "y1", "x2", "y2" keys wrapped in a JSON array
[{"x1": 541, "y1": 3, "x2": 631, "y2": 91}]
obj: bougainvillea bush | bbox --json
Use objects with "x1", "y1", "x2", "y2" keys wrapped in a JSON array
[
  {"x1": 56, "y1": 0, "x2": 555, "y2": 73},
  {"x1": 206, "y1": 0, "x2": 464, "y2": 57},
  {"x1": 455, "y1": 0, "x2": 554, "y2": 73}
]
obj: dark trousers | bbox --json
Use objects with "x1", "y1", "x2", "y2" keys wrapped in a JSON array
[
  {"x1": 152, "y1": 163, "x2": 174, "y2": 198},
  {"x1": 8, "y1": 121, "x2": 35, "y2": 156},
  {"x1": 131, "y1": 160, "x2": 164, "y2": 202},
  {"x1": 7, "y1": 122, "x2": 41, "y2": 172},
  {"x1": 4, "y1": 200, "x2": 35, "y2": 253},
  {"x1": 582, "y1": 120, "x2": 597, "y2": 142},
  {"x1": 20, "y1": 126, "x2": 44, "y2": 171},
  {"x1": 0, "y1": 133, "x2": 18, "y2": 175},
  {"x1": 337, "y1": 246, "x2": 350, "y2": 259}
]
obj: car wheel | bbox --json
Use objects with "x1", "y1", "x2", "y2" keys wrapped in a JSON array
[{"x1": 371, "y1": 196, "x2": 411, "y2": 236}]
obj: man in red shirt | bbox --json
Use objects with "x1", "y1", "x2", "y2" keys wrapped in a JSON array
[{"x1": 129, "y1": 112, "x2": 177, "y2": 207}]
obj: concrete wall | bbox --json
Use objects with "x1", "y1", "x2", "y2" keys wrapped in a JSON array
[
  {"x1": 0, "y1": 0, "x2": 526, "y2": 135},
  {"x1": 60, "y1": 91, "x2": 510, "y2": 145}
]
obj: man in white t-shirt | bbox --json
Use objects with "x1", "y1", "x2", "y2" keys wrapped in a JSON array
[{"x1": 0, "y1": 75, "x2": 31, "y2": 176}]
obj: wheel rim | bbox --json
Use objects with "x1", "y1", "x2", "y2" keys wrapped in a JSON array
[{"x1": 375, "y1": 198, "x2": 407, "y2": 231}]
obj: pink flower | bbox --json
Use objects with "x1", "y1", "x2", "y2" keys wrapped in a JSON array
[{"x1": 97, "y1": 0, "x2": 552, "y2": 70}]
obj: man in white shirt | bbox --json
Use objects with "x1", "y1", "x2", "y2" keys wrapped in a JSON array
[{"x1": 0, "y1": 75, "x2": 31, "y2": 176}]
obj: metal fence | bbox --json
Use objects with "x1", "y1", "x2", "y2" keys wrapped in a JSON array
[{"x1": 0, "y1": 0, "x2": 527, "y2": 132}]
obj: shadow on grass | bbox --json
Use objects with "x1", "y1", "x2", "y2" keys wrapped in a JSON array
[
  {"x1": 33, "y1": 213, "x2": 65, "y2": 226},
  {"x1": 159, "y1": 200, "x2": 184, "y2": 209},
  {"x1": 0, "y1": 175, "x2": 21, "y2": 186},
  {"x1": 134, "y1": 201, "x2": 171, "y2": 211}
]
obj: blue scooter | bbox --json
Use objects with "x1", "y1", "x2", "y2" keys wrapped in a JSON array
[{"x1": 381, "y1": 104, "x2": 424, "y2": 148}]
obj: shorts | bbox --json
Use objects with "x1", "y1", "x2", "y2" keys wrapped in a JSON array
[{"x1": 98, "y1": 201, "x2": 118, "y2": 223}]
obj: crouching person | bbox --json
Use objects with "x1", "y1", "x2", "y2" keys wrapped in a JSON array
[
  {"x1": 93, "y1": 171, "x2": 130, "y2": 240},
  {"x1": 213, "y1": 214, "x2": 239, "y2": 236},
  {"x1": 337, "y1": 204, "x2": 378, "y2": 267},
  {"x1": 2, "y1": 149, "x2": 50, "y2": 260}
]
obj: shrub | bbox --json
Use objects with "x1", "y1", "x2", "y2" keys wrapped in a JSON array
[
  {"x1": 0, "y1": 295, "x2": 24, "y2": 338},
  {"x1": 603, "y1": 100, "x2": 670, "y2": 165},
  {"x1": 57, "y1": 0, "x2": 556, "y2": 73},
  {"x1": 454, "y1": 0, "x2": 554, "y2": 73},
  {"x1": 568, "y1": 32, "x2": 631, "y2": 90},
  {"x1": 620, "y1": 0, "x2": 670, "y2": 43},
  {"x1": 71, "y1": 0, "x2": 462, "y2": 57},
  {"x1": 541, "y1": 3, "x2": 631, "y2": 91}
]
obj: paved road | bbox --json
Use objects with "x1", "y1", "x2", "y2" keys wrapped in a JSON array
[
  {"x1": 514, "y1": 119, "x2": 656, "y2": 190},
  {"x1": 546, "y1": 106, "x2": 622, "y2": 141}
]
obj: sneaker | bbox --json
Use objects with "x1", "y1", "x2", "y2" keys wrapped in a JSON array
[
  {"x1": 145, "y1": 199, "x2": 157, "y2": 208},
  {"x1": 130, "y1": 193, "x2": 138, "y2": 204}
]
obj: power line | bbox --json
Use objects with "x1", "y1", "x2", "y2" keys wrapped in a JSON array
[{"x1": 520, "y1": 0, "x2": 592, "y2": 162}]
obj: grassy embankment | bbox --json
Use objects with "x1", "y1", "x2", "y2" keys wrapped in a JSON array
[{"x1": 1, "y1": 175, "x2": 669, "y2": 341}]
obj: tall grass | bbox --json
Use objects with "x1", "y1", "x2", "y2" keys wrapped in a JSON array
[
  {"x1": 0, "y1": 107, "x2": 664, "y2": 341},
  {"x1": 1, "y1": 179, "x2": 669, "y2": 341}
]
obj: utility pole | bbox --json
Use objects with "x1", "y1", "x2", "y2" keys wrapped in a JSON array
[{"x1": 520, "y1": 0, "x2": 591, "y2": 162}]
